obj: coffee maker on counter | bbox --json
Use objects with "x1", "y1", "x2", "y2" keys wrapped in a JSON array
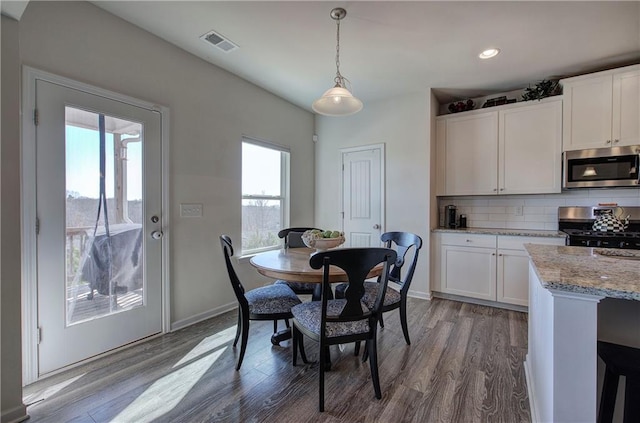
[
  {"x1": 445, "y1": 205, "x2": 457, "y2": 228},
  {"x1": 443, "y1": 205, "x2": 467, "y2": 229}
]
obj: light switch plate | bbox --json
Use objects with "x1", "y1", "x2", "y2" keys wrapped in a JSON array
[
  {"x1": 514, "y1": 205, "x2": 523, "y2": 216},
  {"x1": 180, "y1": 203, "x2": 203, "y2": 218}
]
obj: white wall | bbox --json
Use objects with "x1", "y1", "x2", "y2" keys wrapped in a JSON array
[
  {"x1": 17, "y1": 1, "x2": 315, "y2": 326},
  {"x1": 314, "y1": 93, "x2": 432, "y2": 296}
]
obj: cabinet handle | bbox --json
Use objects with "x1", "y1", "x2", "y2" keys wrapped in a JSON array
[
  {"x1": 498, "y1": 253, "x2": 503, "y2": 256},
  {"x1": 466, "y1": 239, "x2": 472, "y2": 242},
  {"x1": 613, "y1": 139, "x2": 620, "y2": 144},
  {"x1": 493, "y1": 188, "x2": 498, "y2": 192},
  {"x1": 606, "y1": 140, "x2": 612, "y2": 144},
  {"x1": 492, "y1": 253, "x2": 496, "y2": 256},
  {"x1": 499, "y1": 188, "x2": 504, "y2": 191}
]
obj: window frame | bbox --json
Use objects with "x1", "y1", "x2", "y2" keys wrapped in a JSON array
[{"x1": 241, "y1": 137, "x2": 290, "y2": 255}]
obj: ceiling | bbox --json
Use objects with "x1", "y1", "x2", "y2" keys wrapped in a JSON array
[{"x1": 91, "y1": 1, "x2": 640, "y2": 112}]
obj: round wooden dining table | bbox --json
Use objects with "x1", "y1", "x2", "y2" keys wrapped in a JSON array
[{"x1": 250, "y1": 247, "x2": 382, "y2": 284}]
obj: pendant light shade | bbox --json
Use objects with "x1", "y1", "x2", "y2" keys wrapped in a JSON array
[
  {"x1": 312, "y1": 8, "x2": 363, "y2": 117},
  {"x1": 312, "y1": 86, "x2": 363, "y2": 116}
]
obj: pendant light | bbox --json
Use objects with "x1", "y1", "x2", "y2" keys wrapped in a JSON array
[{"x1": 312, "y1": 8, "x2": 363, "y2": 117}]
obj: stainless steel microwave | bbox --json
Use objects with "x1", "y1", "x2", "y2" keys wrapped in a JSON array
[{"x1": 563, "y1": 145, "x2": 640, "y2": 188}]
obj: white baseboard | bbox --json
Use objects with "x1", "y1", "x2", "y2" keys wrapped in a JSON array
[
  {"x1": 431, "y1": 291, "x2": 527, "y2": 313},
  {"x1": 408, "y1": 289, "x2": 432, "y2": 301},
  {"x1": 1, "y1": 404, "x2": 29, "y2": 423},
  {"x1": 170, "y1": 302, "x2": 237, "y2": 331},
  {"x1": 524, "y1": 355, "x2": 540, "y2": 423}
]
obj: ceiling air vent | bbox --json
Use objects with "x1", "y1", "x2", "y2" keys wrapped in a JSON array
[{"x1": 200, "y1": 30, "x2": 238, "y2": 53}]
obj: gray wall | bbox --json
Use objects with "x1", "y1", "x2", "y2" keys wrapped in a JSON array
[
  {"x1": 2, "y1": 1, "x2": 314, "y2": 416},
  {"x1": 314, "y1": 93, "x2": 432, "y2": 296},
  {"x1": 1, "y1": 14, "x2": 28, "y2": 423},
  {"x1": 17, "y1": 0, "x2": 315, "y2": 327}
]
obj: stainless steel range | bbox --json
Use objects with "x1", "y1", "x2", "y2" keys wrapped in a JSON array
[{"x1": 558, "y1": 206, "x2": 640, "y2": 250}]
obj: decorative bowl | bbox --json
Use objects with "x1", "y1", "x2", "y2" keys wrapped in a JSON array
[{"x1": 301, "y1": 231, "x2": 346, "y2": 251}]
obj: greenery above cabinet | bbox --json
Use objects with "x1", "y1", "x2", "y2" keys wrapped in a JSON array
[
  {"x1": 435, "y1": 97, "x2": 562, "y2": 196},
  {"x1": 561, "y1": 64, "x2": 639, "y2": 151}
]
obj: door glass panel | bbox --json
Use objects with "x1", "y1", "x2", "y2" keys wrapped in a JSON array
[{"x1": 65, "y1": 106, "x2": 144, "y2": 325}]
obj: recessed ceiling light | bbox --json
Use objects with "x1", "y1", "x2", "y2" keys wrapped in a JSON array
[{"x1": 479, "y1": 48, "x2": 500, "y2": 59}]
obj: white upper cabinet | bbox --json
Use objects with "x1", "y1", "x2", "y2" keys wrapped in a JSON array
[
  {"x1": 612, "y1": 68, "x2": 640, "y2": 147},
  {"x1": 436, "y1": 98, "x2": 562, "y2": 196},
  {"x1": 562, "y1": 64, "x2": 640, "y2": 151},
  {"x1": 499, "y1": 99, "x2": 562, "y2": 194},
  {"x1": 436, "y1": 111, "x2": 498, "y2": 196}
]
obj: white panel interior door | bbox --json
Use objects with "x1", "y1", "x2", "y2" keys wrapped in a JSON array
[
  {"x1": 342, "y1": 146, "x2": 383, "y2": 247},
  {"x1": 36, "y1": 79, "x2": 163, "y2": 375}
]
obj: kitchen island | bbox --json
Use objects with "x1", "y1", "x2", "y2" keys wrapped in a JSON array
[{"x1": 525, "y1": 244, "x2": 640, "y2": 423}]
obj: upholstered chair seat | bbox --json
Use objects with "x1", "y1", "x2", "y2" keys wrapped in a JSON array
[
  {"x1": 274, "y1": 280, "x2": 316, "y2": 295},
  {"x1": 335, "y1": 282, "x2": 401, "y2": 309},
  {"x1": 291, "y1": 299, "x2": 370, "y2": 338},
  {"x1": 246, "y1": 284, "x2": 302, "y2": 315}
]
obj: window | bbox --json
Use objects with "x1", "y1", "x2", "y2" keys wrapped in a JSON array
[{"x1": 241, "y1": 138, "x2": 290, "y2": 254}]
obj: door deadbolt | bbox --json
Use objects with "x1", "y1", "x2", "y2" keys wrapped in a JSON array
[{"x1": 151, "y1": 215, "x2": 159, "y2": 223}]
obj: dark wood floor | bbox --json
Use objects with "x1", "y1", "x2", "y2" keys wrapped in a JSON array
[{"x1": 24, "y1": 297, "x2": 531, "y2": 422}]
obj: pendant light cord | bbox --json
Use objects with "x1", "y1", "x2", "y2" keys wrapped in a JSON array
[{"x1": 334, "y1": 17, "x2": 343, "y2": 87}]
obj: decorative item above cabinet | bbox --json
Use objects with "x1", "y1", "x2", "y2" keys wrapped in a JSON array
[
  {"x1": 561, "y1": 64, "x2": 640, "y2": 151},
  {"x1": 521, "y1": 79, "x2": 561, "y2": 102},
  {"x1": 435, "y1": 97, "x2": 562, "y2": 196}
]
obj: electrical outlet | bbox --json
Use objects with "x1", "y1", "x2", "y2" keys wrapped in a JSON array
[
  {"x1": 514, "y1": 205, "x2": 523, "y2": 216},
  {"x1": 180, "y1": 203, "x2": 203, "y2": 218}
]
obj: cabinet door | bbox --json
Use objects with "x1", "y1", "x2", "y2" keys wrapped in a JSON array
[
  {"x1": 443, "y1": 112, "x2": 498, "y2": 195},
  {"x1": 497, "y1": 249, "x2": 530, "y2": 306},
  {"x1": 562, "y1": 74, "x2": 613, "y2": 151},
  {"x1": 612, "y1": 68, "x2": 640, "y2": 147},
  {"x1": 499, "y1": 99, "x2": 562, "y2": 194},
  {"x1": 440, "y1": 245, "x2": 496, "y2": 300}
]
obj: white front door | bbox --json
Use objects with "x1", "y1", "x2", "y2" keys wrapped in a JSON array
[
  {"x1": 341, "y1": 145, "x2": 384, "y2": 247},
  {"x1": 33, "y1": 78, "x2": 164, "y2": 376}
]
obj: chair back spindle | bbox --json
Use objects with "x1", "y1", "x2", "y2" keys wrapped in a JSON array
[{"x1": 220, "y1": 235, "x2": 248, "y2": 307}]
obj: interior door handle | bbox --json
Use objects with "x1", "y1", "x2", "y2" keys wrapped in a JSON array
[
  {"x1": 151, "y1": 231, "x2": 163, "y2": 240},
  {"x1": 373, "y1": 224, "x2": 381, "y2": 229}
]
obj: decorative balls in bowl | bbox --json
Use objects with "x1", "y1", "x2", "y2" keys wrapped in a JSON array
[{"x1": 302, "y1": 229, "x2": 346, "y2": 251}]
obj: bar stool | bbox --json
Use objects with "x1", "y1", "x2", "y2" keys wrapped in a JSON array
[{"x1": 597, "y1": 341, "x2": 640, "y2": 423}]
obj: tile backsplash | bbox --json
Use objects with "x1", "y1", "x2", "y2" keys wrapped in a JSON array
[{"x1": 438, "y1": 188, "x2": 640, "y2": 231}]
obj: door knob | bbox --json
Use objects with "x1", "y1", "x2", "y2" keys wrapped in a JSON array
[
  {"x1": 151, "y1": 231, "x2": 163, "y2": 240},
  {"x1": 373, "y1": 224, "x2": 381, "y2": 229}
]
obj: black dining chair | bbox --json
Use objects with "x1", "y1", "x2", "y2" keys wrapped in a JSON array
[
  {"x1": 291, "y1": 247, "x2": 397, "y2": 412},
  {"x1": 335, "y1": 231, "x2": 423, "y2": 345},
  {"x1": 220, "y1": 235, "x2": 301, "y2": 370},
  {"x1": 273, "y1": 227, "x2": 322, "y2": 296}
]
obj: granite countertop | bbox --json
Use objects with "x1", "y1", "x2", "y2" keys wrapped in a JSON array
[
  {"x1": 525, "y1": 244, "x2": 640, "y2": 301},
  {"x1": 433, "y1": 227, "x2": 566, "y2": 238}
]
